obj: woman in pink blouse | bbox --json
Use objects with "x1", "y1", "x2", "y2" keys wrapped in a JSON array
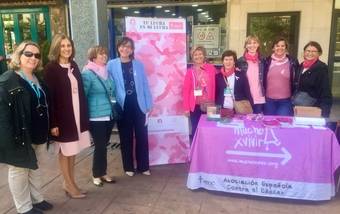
[
  {"x1": 236, "y1": 35, "x2": 266, "y2": 113},
  {"x1": 183, "y1": 46, "x2": 216, "y2": 138}
]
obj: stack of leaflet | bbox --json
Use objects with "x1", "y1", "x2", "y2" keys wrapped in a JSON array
[{"x1": 293, "y1": 117, "x2": 326, "y2": 126}]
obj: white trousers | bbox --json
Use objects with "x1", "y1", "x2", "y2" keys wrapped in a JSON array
[{"x1": 8, "y1": 144, "x2": 45, "y2": 213}]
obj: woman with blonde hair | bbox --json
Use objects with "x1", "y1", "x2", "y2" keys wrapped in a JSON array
[
  {"x1": 237, "y1": 35, "x2": 266, "y2": 113},
  {"x1": 44, "y1": 34, "x2": 91, "y2": 198},
  {"x1": 82, "y1": 46, "x2": 117, "y2": 186},
  {"x1": 0, "y1": 41, "x2": 52, "y2": 214},
  {"x1": 183, "y1": 46, "x2": 216, "y2": 138}
]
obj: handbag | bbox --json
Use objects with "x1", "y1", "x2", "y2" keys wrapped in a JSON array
[
  {"x1": 292, "y1": 91, "x2": 317, "y2": 106},
  {"x1": 221, "y1": 75, "x2": 252, "y2": 115},
  {"x1": 234, "y1": 100, "x2": 253, "y2": 114},
  {"x1": 89, "y1": 70, "x2": 123, "y2": 120}
]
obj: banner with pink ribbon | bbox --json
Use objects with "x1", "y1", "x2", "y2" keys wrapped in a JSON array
[{"x1": 125, "y1": 17, "x2": 190, "y2": 165}]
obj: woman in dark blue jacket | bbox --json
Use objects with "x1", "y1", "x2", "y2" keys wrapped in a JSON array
[{"x1": 215, "y1": 50, "x2": 250, "y2": 110}]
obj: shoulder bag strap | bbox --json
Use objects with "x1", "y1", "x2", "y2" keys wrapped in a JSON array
[{"x1": 89, "y1": 70, "x2": 113, "y2": 104}]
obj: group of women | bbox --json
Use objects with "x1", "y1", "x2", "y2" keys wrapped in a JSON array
[
  {"x1": 0, "y1": 33, "x2": 333, "y2": 214},
  {"x1": 0, "y1": 35, "x2": 152, "y2": 214},
  {"x1": 183, "y1": 35, "x2": 332, "y2": 137}
]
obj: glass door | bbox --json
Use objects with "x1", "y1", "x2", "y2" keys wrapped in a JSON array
[
  {"x1": 0, "y1": 7, "x2": 51, "y2": 73},
  {"x1": 330, "y1": 11, "x2": 340, "y2": 99}
]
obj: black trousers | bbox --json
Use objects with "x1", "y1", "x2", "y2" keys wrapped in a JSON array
[
  {"x1": 117, "y1": 95, "x2": 149, "y2": 172},
  {"x1": 90, "y1": 120, "x2": 114, "y2": 178},
  {"x1": 190, "y1": 105, "x2": 203, "y2": 138}
]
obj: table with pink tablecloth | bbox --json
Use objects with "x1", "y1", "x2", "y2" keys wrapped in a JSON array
[{"x1": 187, "y1": 115, "x2": 340, "y2": 200}]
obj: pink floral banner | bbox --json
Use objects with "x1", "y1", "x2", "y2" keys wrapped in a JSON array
[{"x1": 125, "y1": 17, "x2": 190, "y2": 165}]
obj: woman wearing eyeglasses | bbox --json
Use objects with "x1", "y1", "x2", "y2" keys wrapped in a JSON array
[
  {"x1": 293, "y1": 41, "x2": 332, "y2": 117},
  {"x1": 107, "y1": 37, "x2": 153, "y2": 177},
  {"x1": 0, "y1": 41, "x2": 53, "y2": 214},
  {"x1": 44, "y1": 34, "x2": 91, "y2": 198}
]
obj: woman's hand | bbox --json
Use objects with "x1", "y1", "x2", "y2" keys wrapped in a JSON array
[{"x1": 51, "y1": 127, "x2": 59, "y2": 137}]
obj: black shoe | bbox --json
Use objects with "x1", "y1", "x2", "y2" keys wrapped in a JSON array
[
  {"x1": 19, "y1": 208, "x2": 43, "y2": 214},
  {"x1": 33, "y1": 200, "x2": 53, "y2": 211}
]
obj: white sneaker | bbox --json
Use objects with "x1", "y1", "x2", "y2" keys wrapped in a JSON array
[
  {"x1": 142, "y1": 170, "x2": 151, "y2": 176},
  {"x1": 125, "y1": 171, "x2": 134, "y2": 177},
  {"x1": 93, "y1": 177, "x2": 103, "y2": 186}
]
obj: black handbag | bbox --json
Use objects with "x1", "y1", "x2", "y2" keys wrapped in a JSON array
[
  {"x1": 89, "y1": 70, "x2": 122, "y2": 120},
  {"x1": 292, "y1": 91, "x2": 317, "y2": 106}
]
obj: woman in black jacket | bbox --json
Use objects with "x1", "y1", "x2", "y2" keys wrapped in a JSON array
[
  {"x1": 215, "y1": 50, "x2": 250, "y2": 110},
  {"x1": 0, "y1": 41, "x2": 52, "y2": 214},
  {"x1": 293, "y1": 41, "x2": 332, "y2": 117}
]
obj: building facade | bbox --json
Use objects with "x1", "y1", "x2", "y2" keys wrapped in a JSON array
[
  {"x1": 1, "y1": 0, "x2": 339, "y2": 97},
  {"x1": 0, "y1": 0, "x2": 68, "y2": 71}
]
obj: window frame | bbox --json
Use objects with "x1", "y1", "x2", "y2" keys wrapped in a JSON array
[{"x1": 246, "y1": 11, "x2": 300, "y2": 58}]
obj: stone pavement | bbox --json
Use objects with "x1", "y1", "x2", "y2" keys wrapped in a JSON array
[{"x1": 1, "y1": 134, "x2": 340, "y2": 214}]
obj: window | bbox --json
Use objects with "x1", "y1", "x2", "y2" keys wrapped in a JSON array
[
  {"x1": 109, "y1": 3, "x2": 226, "y2": 63},
  {"x1": 0, "y1": 7, "x2": 51, "y2": 73},
  {"x1": 247, "y1": 12, "x2": 300, "y2": 58}
]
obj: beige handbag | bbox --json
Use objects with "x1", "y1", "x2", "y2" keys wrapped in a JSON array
[{"x1": 234, "y1": 100, "x2": 253, "y2": 115}]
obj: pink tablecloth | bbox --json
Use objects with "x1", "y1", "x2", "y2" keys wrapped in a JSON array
[{"x1": 187, "y1": 115, "x2": 340, "y2": 200}]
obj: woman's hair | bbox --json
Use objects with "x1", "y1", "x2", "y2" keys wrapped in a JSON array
[
  {"x1": 271, "y1": 37, "x2": 289, "y2": 50},
  {"x1": 304, "y1": 41, "x2": 323, "y2": 55},
  {"x1": 117, "y1": 36, "x2": 135, "y2": 60},
  {"x1": 9, "y1": 41, "x2": 42, "y2": 71},
  {"x1": 87, "y1": 46, "x2": 108, "y2": 61},
  {"x1": 48, "y1": 34, "x2": 75, "y2": 62},
  {"x1": 244, "y1": 35, "x2": 261, "y2": 50},
  {"x1": 221, "y1": 50, "x2": 237, "y2": 64},
  {"x1": 191, "y1": 46, "x2": 207, "y2": 59}
]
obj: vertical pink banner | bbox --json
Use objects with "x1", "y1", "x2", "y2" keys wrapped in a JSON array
[{"x1": 125, "y1": 17, "x2": 190, "y2": 165}]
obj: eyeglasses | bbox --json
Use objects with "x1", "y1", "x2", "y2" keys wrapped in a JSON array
[
  {"x1": 304, "y1": 50, "x2": 319, "y2": 54},
  {"x1": 22, "y1": 51, "x2": 41, "y2": 59},
  {"x1": 120, "y1": 45, "x2": 132, "y2": 49}
]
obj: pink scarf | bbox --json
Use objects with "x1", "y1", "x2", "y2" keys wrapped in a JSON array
[
  {"x1": 220, "y1": 67, "x2": 235, "y2": 77},
  {"x1": 244, "y1": 52, "x2": 259, "y2": 63},
  {"x1": 83, "y1": 60, "x2": 108, "y2": 79},
  {"x1": 302, "y1": 58, "x2": 318, "y2": 69},
  {"x1": 271, "y1": 53, "x2": 288, "y2": 63}
]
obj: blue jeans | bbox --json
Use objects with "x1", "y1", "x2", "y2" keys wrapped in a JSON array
[
  {"x1": 252, "y1": 104, "x2": 264, "y2": 114},
  {"x1": 264, "y1": 97, "x2": 293, "y2": 116}
]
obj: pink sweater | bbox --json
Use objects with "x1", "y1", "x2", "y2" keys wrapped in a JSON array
[{"x1": 183, "y1": 63, "x2": 216, "y2": 112}]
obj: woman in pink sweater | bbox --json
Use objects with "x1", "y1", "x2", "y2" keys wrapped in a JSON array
[{"x1": 183, "y1": 46, "x2": 216, "y2": 138}]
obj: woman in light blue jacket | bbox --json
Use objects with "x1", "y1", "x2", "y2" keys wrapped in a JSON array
[
  {"x1": 82, "y1": 46, "x2": 116, "y2": 186},
  {"x1": 107, "y1": 37, "x2": 153, "y2": 176}
]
